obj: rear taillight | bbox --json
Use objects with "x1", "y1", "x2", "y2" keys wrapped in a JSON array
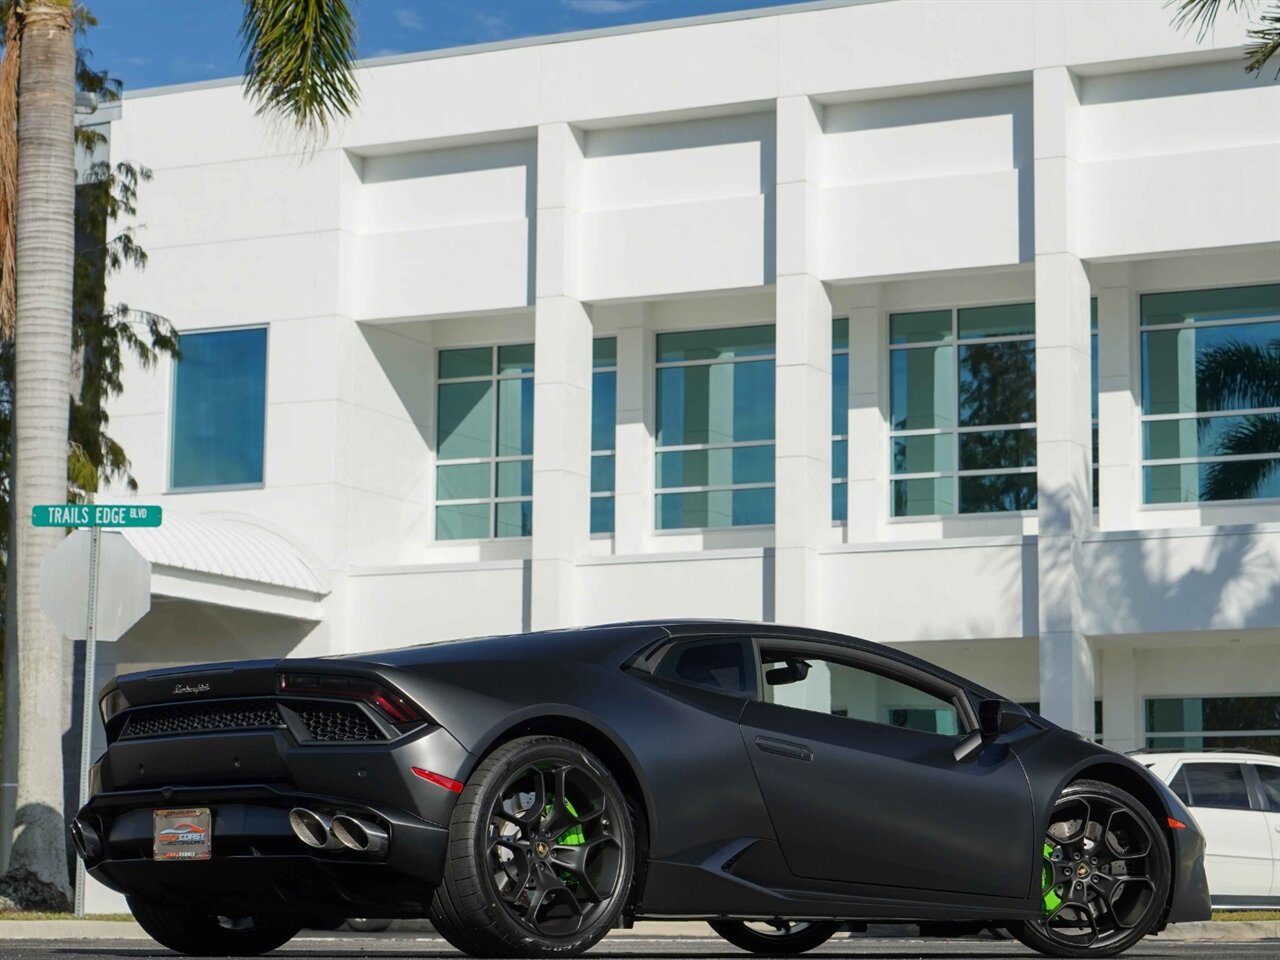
[{"x1": 276, "y1": 674, "x2": 425, "y2": 724}]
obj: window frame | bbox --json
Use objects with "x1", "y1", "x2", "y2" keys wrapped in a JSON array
[
  {"x1": 167, "y1": 323, "x2": 270, "y2": 494},
  {"x1": 434, "y1": 340, "x2": 536, "y2": 542},
  {"x1": 886, "y1": 301, "x2": 1038, "y2": 519},
  {"x1": 747, "y1": 635, "x2": 979, "y2": 737},
  {"x1": 1136, "y1": 281, "x2": 1280, "y2": 508},
  {"x1": 652, "y1": 323, "x2": 777, "y2": 532}
]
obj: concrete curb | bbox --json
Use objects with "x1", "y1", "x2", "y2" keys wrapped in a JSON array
[
  {"x1": 1158, "y1": 920, "x2": 1280, "y2": 941},
  {"x1": 0, "y1": 917, "x2": 1273, "y2": 942}
]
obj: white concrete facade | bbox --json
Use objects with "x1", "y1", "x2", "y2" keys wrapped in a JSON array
[{"x1": 95, "y1": 0, "x2": 1279, "y2": 756}]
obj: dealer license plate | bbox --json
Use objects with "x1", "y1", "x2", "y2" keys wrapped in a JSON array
[{"x1": 152, "y1": 808, "x2": 212, "y2": 861}]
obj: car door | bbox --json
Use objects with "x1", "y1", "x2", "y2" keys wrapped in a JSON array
[
  {"x1": 738, "y1": 637, "x2": 1034, "y2": 900},
  {"x1": 1247, "y1": 763, "x2": 1280, "y2": 900},
  {"x1": 1170, "y1": 761, "x2": 1272, "y2": 901}
]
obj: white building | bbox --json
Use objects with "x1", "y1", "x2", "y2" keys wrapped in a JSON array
[{"x1": 91, "y1": 0, "x2": 1278, "y2": 773}]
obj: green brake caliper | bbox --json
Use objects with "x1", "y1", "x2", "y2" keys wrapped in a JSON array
[
  {"x1": 1042, "y1": 842, "x2": 1062, "y2": 916},
  {"x1": 543, "y1": 798, "x2": 585, "y2": 886}
]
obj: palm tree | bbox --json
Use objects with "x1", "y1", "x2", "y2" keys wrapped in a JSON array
[
  {"x1": 1171, "y1": 0, "x2": 1280, "y2": 75},
  {"x1": 1195, "y1": 338, "x2": 1280, "y2": 500},
  {"x1": 0, "y1": 0, "x2": 359, "y2": 903}
]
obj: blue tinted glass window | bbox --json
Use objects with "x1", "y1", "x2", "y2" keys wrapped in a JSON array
[
  {"x1": 436, "y1": 343, "x2": 534, "y2": 539},
  {"x1": 591, "y1": 339, "x2": 617, "y2": 534},
  {"x1": 1139, "y1": 285, "x2": 1280, "y2": 504},
  {"x1": 655, "y1": 326, "x2": 775, "y2": 529},
  {"x1": 888, "y1": 303, "x2": 1037, "y2": 516},
  {"x1": 171, "y1": 327, "x2": 267, "y2": 489}
]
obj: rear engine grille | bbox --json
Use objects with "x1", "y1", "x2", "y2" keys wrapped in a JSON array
[
  {"x1": 120, "y1": 702, "x2": 283, "y2": 740},
  {"x1": 293, "y1": 703, "x2": 385, "y2": 742}
]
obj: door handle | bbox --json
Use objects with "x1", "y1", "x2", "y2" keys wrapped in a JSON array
[{"x1": 754, "y1": 736, "x2": 813, "y2": 762}]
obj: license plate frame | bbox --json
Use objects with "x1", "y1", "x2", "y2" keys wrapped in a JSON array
[{"x1": 152, "y1": 807, "x2": 212, "y2": 861}]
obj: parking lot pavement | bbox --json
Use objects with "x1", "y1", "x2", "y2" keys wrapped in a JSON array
[{"x1": 0, "y1": 935, "x2": 1277, "y2": 960}]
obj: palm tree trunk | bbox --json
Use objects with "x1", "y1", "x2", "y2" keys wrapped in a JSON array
[{"x1": 8, "y1": 0, "x2": 74, "y2": 899}]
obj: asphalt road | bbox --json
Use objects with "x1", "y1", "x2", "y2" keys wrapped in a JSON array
[{"x1": 0, "y1": 936, "x2": 1277, "y2": 960}]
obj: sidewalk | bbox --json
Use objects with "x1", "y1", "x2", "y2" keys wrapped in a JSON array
[{"x1": 0, "y1": 918, "x2": 1275, "y2": 942}]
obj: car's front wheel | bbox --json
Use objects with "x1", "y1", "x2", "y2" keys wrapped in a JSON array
[
  {"x1": 429, "y1": 735, "x2": 634, "y2": 957},
  {"x1": 128, "y1": 897, "x2": 300, "y2": 956},
  {"x1": 1010, "y1": 779, "x2": 1170, "y2": 958},
  {"x1": 709, "y1": 919, "x2": 840, "y2": 954}
]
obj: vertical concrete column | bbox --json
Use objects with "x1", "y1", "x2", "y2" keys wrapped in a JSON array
[
  {"x1": 531, "y1": 123, "x2": 591, "y2": 630},
  {"x1": 1034, "y1": 67, "x2": 1096, "y2": 736},
  {"x1": 845, "y1": 286, "x2": 883, "y2": 544},
  {"x1": 1095, "y1": 265, "x2": 1137, "y2": 532},
  {"x1": 774, "y1": 96, "x2": 832, "y2": 626},
  {"x1": 612, "y1": 303, "x2": 652, "y2": 555},
  {"x1": 1101, "y1": 645, "x2": 1140, "y2": 754}
]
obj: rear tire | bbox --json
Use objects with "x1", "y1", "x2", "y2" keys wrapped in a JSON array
[
  {"x1": 128, "y1": 897, "x2": 300, "y2": 956},
  {"x1": 709, "y1": 919, "x2": 840, "y2": 954},
  {"x1": 1010, "y1": 779, "x2": 1170, "y2": 958},
  {"x1": 429, "y1": 736, "x2": 635, "y2": 958}
]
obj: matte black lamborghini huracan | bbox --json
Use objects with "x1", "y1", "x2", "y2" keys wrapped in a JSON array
[{"x1": 73, "y1": 621, "x2": 1209, "y2": 958}]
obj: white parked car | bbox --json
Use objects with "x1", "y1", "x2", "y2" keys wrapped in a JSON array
[{"x1": 1131, "y1": 751, "x2": 1280, "y2": 910}]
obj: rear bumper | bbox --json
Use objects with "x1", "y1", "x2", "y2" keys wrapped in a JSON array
[{"x1": 74, "y1": 783, "x2": 450, "y2": 918}]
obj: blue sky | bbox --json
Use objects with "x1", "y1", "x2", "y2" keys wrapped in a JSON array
[{"x1": 82, "y1": 0, "x2": 814, "y2": 92}]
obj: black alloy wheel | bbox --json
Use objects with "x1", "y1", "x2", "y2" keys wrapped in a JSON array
[
  {"x1": 1012, "y1": 779, "x2": 1170, "y2": 959},
  {"x1": 127, "y1": 897, "x2": 301, "y2": 956},
  {"x1": 709, "y1": 918, "x2": 841, "y2": 954},
  {"x1": 430, "y1": 736, "x2": 634, "y2": 957}
]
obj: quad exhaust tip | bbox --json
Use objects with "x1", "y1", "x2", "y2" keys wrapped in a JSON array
[
  {"x1": 289, "y1": 807, "x2": 387, "y2": 856},
  {"x1": 331, "y1": 814, "x2": 388, "y2": 856},
  {"x1": 289, "y1": 808, "x2": 341, "y2": 850}
]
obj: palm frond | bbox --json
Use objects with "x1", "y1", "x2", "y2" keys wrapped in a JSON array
[
  {"x1": 1245, "y1": 7, "x2": 1280, "y2": 75},
  {"x1": 239, "y1": 0, "x2": 359, "y2": 140},
  {"x1": 1201, "y1": 414, "x2": 1280, "y2": 499},
  {"x1": 1194, "y1": 338, "x2": 1280, "y2": 412},
  {"x1": 1169, "y1": 0, "x2": 1247, "y2": 40}
]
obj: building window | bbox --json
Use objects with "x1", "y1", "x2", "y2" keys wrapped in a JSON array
[
  {"x1": 171, "y1": 327, "x2": 267, "y2": 489},
  {"x1": 832, "y1": 318, "x2": 849, "y2": 523},
  {"x1": 1140, "y1": 283, "x2": 1280, "y2": 504},
  {"x1": 1091, "y1": 299, "x2": 1099, "y2": 508},
  {"x1": 654, "y1": 325, "x2": 775, "y2": 529},
  {"x1": 591, "y1": 338, "x2": 617, "y2": 535},
  {"x1": 889, "y1": 303, "x2": 1037, "y2": 516},
  {"x1": 435, "y1": 344, "x2": 534, "y2": 540},
  {"x1": 1145, "y1": 695, "x2": 1280, "y2": 755}
]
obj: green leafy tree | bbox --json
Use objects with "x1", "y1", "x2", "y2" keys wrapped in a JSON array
[{"x1": 1171, "y1": 0, "x2": 1280, "y2": 74}]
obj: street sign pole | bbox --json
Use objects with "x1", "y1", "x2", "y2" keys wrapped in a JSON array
[
  {"x1": 36, "y1": 504, "x2": 157, "y2": 917},
  {"x1": 72, "y1": 526, "x2": 101, "y2": 918}
]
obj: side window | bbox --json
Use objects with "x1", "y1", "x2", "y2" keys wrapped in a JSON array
[
  {"x1": 759, "y1": 648, "x2": 961, "y2": 736},
  {"x1": 653, "y1": 637, "x2": 756, "y2": 699},
  {"x1": 1178, "y1": 763, "x2": 1252, "y2": 810},
  {"x1": 1253, "y1": 765, "x2": 1280, "y2": 813},
  {"x1": 1169, "y1": 767, "x2": 1191, "y2": 804}
]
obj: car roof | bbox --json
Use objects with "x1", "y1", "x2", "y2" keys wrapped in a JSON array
[{"x1": 1129, "y1": 750, "x2": 1280, "y2": 764}]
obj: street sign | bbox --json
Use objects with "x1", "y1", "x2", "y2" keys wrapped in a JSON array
[
  {"x1": 32, "y1": 503, "x2": 162, "y2": 528},
  {"x1": 41, "y1": 530, "x2": 151, "y2": 643}
]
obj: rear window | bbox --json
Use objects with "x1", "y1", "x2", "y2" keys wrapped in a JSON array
[
  {"x1": 1174, "y1": 762, "x2": 1252, "y2": 810},
  {"x1": 1254, "y1": 765, "x2": 1280, "y2": 813},
  {"x1": 653, "y1": 637, "x2": 756, "y2": 698}
]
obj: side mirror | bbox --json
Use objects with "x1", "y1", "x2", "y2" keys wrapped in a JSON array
[{"x1": 978, "y1": 699, "x2": 1027, "y2": 737}]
